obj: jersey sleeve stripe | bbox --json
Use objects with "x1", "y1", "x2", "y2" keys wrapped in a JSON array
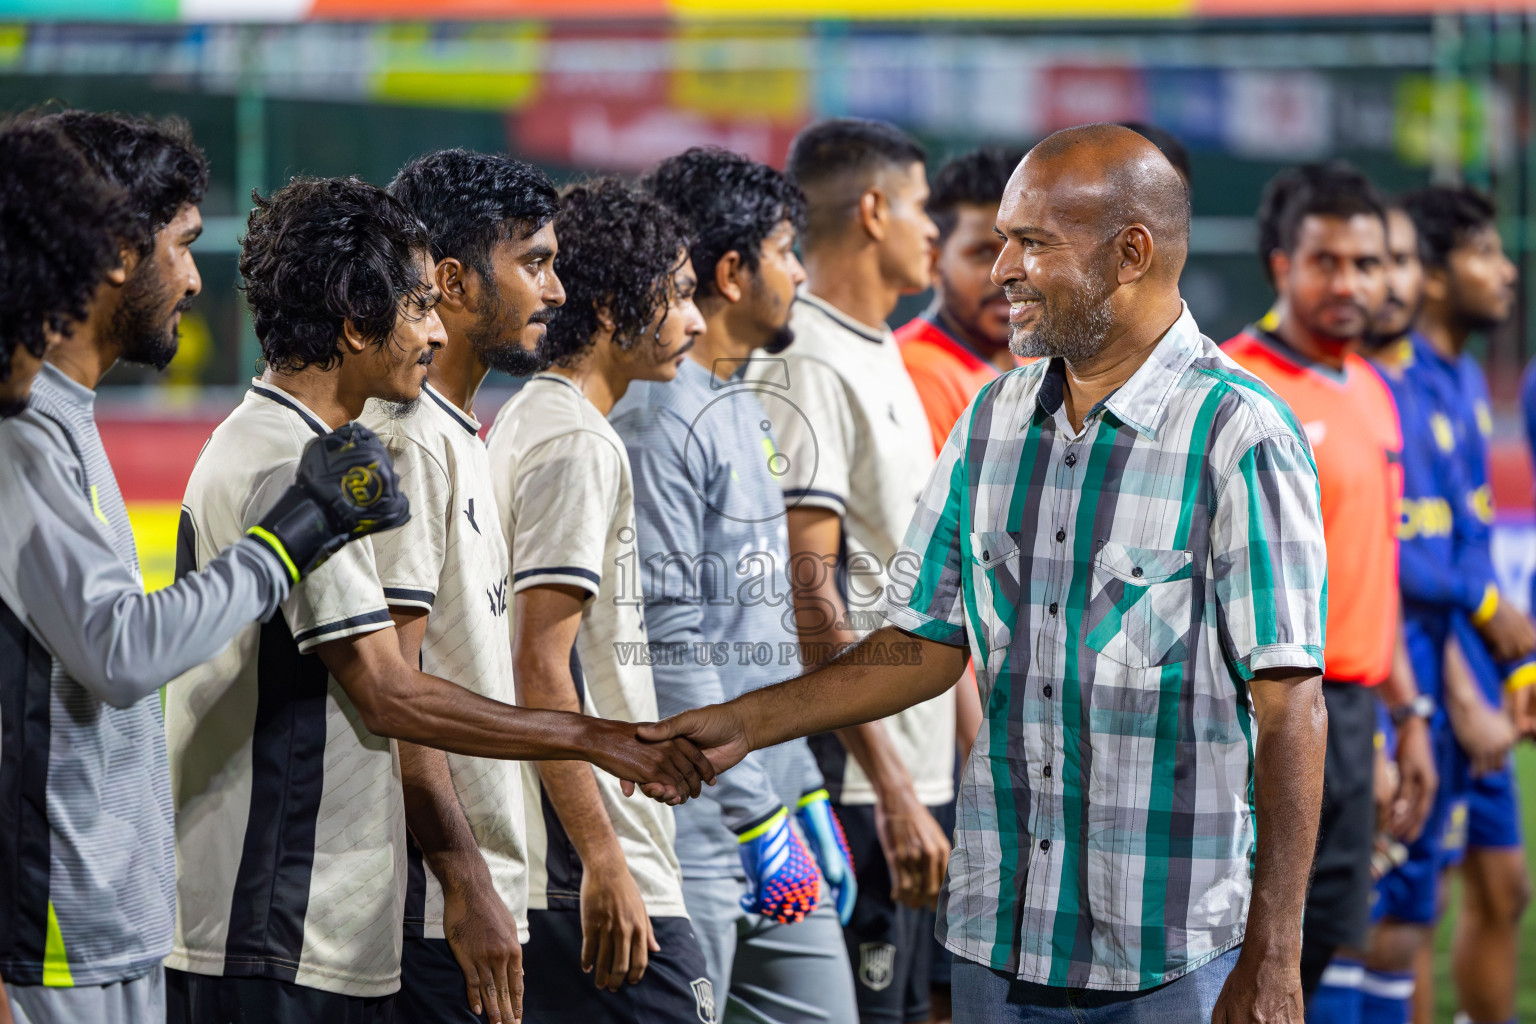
[
  {"x1": 510, "y1": 566, "x2": 601, "y2": 597},
  {"x1": 783, "y1": 488, "x2": 848, "y2": 514},
  {"x1": 291, "y1": 608, "x2": 393, "y2": 646},
  {"x1": 381, "y1": 588, "x2": 435, "y2": 611}
]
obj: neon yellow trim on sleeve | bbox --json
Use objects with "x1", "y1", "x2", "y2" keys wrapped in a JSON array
[
  {"x1": 246, "y1": 525, "x2": 301, "y2": 584},
  {"x1": 1504, "y1": 664, "x2": 1536, "y2": 694},
  {"x1": 1471, "y1": 585, "x2": 1500, "y2": 627},
  {"x1": 89, "y1": 485, "x2": 108, "y2": 526},
  {"x1": 737, "y1": 807, "x2": 788, "y2": 844},
  {"x1": 796, "y1": 788, "x2": 829, "y2": 810},
  {"x1": 42, "y1": 901, "x2": 74, "y2": 987}
]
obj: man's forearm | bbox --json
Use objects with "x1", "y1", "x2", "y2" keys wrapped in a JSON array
[
  {"x1": 320, "y1": 633, "x2": 605, "y2": 761},
  {"x1": 734, "y1": 628, "x2": 967, "y2": 754},
  {"x1": 793, "y1": 565, "x2": 927, "y2": 799},
  {"x1": 1246, "y1": 675, "x2": 1327, "y2": 952},
  {"x1": 401, "y1": 741, "x2": 491, "y2": 894}
]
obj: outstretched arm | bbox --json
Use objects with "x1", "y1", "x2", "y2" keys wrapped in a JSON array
[
  {"x1": 1, "y1": 430, "x2": 291, "y2": 708},
  {"x1": 639, "y1": 626, "x2": 968, "y2": 774},
  {"x1": 316, "y1": 626, "x2": 712, "y2": 804}
]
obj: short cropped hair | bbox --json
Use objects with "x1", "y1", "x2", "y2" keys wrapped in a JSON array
[
  {"x1": 1400, "y1": 185, "x2": 1499, "y2": 269},
  {"x1": 37, "y1": 110, "x2": 208, "y2": 257},
  {"x1": 389, "y1": 149, "x2": 559, "y2": 281},
  {"x1": 642, "y1": 147, "x2": 805, "y2": 301},
  {"x1": 1258, "y1": 161, "x2": 1386, "y2": 286},
  {"x1": 239, "y1": 176, "x2": 433, "y2": 373},
  {"x1": 926, "y1": 146, "x2": 1025, "y2": 245},
  {"x1": 786, "y1": 118, "x2": 926, "y2": 248},
  {"x1": 540, "y1": 178, "x2": 691, "y2": 368},
  {"x1": 0, "y1": 122, "x2": 132, "y2": 381}
]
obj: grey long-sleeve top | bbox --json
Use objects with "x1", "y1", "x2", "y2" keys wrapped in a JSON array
[{"x1": 0, "y1": 364, "x2": 289, "y2": 988}]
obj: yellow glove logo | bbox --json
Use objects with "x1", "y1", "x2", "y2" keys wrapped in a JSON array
[{"x1": 341, "y1": 462, "x2": 383, "y2": 508}]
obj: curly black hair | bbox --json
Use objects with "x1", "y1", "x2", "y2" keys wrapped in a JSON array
[
  {"x1": 540, "y1": 177, "x2": 691, "y2": 369},
  {"x1": 641, "y1": 147, "x2": 805, "y2": 302},
  {"x1": 1400, "y1": 185, "x2": 1498, "y2": 269},
  {"x1": 0, "y1": 121, "x2": 133, "y2": 382},
  {"x1": 239, "y1": 176, "x2": 433, "y2": 374},
  {"x1": 35, "y1": 110, "x2": 208, "y2": 258},
  {"x1": 927, "y1": 146, "x2": 1025, "y2": 245},
  {"x1": 388, "y1": 148, "x2": 559, "y2": 281},
  {"x1": 1257, "y1": 161, "x2": 1385, "y2": 287}
]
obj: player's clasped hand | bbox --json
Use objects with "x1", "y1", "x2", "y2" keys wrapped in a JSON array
[
  {"x1": 246, "y1": 422, "x2": 412, "y2": 581},
  {"x1": 588, "y1": 718, "x2": 718, "y2": 805}
]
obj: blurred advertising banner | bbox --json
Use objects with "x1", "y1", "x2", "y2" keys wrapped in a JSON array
[
  {"x1": 506, "y1": 25, "x2": 809, "y2": 170},
  {"x1": 9, "y1": 0, "x2": 1536, "y2": 19}
]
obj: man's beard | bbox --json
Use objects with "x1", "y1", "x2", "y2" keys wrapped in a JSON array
[
  {"x1": 762, "y1": 323, "x2": 794, "y2": 354},
  {"x1": 1008, "y1": 265, "x2": 1116, "y2": 364},
  {"x1": 111, "y1": 264, "x2": 184, "y2": 371},
  {"x1": 1363, "y1": 296, "x2": 1421, "y2": 350},
  {"x1": 380, "y1": 397, "x2": 419, "y2": 420},
  {"x1": 470, "y1": 291, "x2": 551, "y2": 377},
  {"x1": 0, "y1": 394, "x2": 29, "y2": 419}
]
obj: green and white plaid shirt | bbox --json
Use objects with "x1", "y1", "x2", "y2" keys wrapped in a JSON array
[{"x1": 880, "y1": 305, "x2": 1327, "y2": 991}]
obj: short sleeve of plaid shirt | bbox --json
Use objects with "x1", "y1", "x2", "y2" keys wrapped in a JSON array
[{"x1": 1211, "y1": 430, "x2": 1330, "y2": 679}]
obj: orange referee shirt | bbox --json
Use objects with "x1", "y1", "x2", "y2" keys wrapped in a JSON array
[
  {"x1": 896, "y1": 315, "x2": 1009, "y2": 452},
  {"x1": 1223, "y1": 327, "x2": 1403, "y2": 685}
]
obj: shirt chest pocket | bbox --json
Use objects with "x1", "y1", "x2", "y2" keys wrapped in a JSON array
[
  {"x1": 967, "y1": 531, "x2": 1022, "y2": 663},
  {"x1": 1082, "y1": 542, "x2": 1197, "y2": 669}
]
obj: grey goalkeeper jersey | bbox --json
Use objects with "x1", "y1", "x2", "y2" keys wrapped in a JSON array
[
  {"x1": 0, "y1": 364, "x2": 289, "y2": 988},
  {"x1": 611, "y1": 359, "x2": 823, "y2": 880}
]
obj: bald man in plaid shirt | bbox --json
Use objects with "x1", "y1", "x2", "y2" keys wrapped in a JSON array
[{"x1": 645, "y1": 124, "x2": 1329, "y2": 1024}]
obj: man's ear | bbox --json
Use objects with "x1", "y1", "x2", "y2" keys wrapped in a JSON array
[
  {"x1": 595, "y1": 304, "x2": 617, "y2": 334},
  {"x1": 340, "y1": 318, "x2": 369, "y2": 355},
  {"x1": 107, "y1": 246, "x2": 135, "y2": 288},
  {"x1": 715, "y1": 250, "x2": 745, "y2": 304},
  {"x1": 857, "y1": 187, "x2": 888, "y2": 244},
  {"x1": 1420, "y1": 265, "x2": 1450, "y2": 304},
  {"x1": 435, "y1": 257, "x2": 470, "y2": 313},
  {"x1": 1116, "y1": 225, "x2": 1155, "y2": 285},
  {"x1": 1267, "y1": 250, "x2": 1291, "y2": 294}
]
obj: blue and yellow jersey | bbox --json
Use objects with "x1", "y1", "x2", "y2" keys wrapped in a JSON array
[{"x1": 1376, "y1": 337, "x2": 1492, "y2": 617}]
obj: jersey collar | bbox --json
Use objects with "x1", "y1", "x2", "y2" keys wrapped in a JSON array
[
  {"x1": 796, "y1": 291, "x2": 887, "y2": 344},
  {"x1": 250, "y1": 378, "x2": 328, "y2": 436},
  {"x1": 421, "y1": 381, "x2": 480, "y2": 436}
]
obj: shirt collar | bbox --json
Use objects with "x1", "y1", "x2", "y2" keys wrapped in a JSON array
[
  {"x1": 1032, "y1": 302, "x2": 1203, "y2": 439},
  {"x1": 35, "y1": 361, "x2": 95, "y2": 411},
  {"x1": 796, "y1": 290, "x2": 889, "y2": 344},
  {"x1": 421, "y1": 381, "x2": 480, "y2": 436},
  {"x1": 249, "y1": 378, "x2": 329, "y2": 436}
]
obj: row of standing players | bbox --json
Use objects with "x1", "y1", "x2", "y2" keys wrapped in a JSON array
[
  {"x1": 1225, "y1": 166, "x2": 1536, "y2": 1024},
  {"x1": 0, "y1": 111, "x2": 1021, "y2": 1024}
]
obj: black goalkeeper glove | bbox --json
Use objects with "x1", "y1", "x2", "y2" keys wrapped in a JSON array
[{"x1": 247, "y1": 422, "x2": 411, "y2": 583}]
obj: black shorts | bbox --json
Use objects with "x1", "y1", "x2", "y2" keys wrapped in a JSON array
[
  {"x1": 838, "y1": 802, "x2": 948, "y2": 1024},
  {"x1": 1302, "y1": 681, "x2": 1378, "y2": 952},
  {"x1": 165, "y1": 967, "x2": 396, "y2": 1024},
  {"x1": 398, "y1": 936, "x2": 488, "y2": 1024},
  {"x1": 520, "y1": 909, "x2": 714, "y2": 1024}
]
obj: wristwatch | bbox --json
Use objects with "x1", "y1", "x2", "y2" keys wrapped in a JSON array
[{"x1": 1388, "y1": 694, "x2": 1435, "y2": 727}]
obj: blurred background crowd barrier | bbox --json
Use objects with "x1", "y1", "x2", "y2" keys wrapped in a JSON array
[{"x1": 5, "y1": 1, "x2": 1536, "y2": 588}]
